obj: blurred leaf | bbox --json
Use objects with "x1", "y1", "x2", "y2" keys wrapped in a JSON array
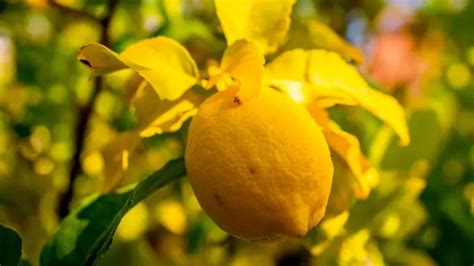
[
  {"x1": 325, "y1": 155, "x2": 356, "y2": 217},
  {"x1": 338, "y1": 229, "x2": 371, "y2": 265},
  {"x1": 77, "y1": 37, "x2": 199, "y2": 101},
  {"x1": 302, "y1": 211, "x2": 349, "y2": 255},
  {"x1": 40, "y1": 158, "x2": 186, "y2": 266},
  {"x1": 100, "y1": 132, "x2": 142, "y2": 192},
  {"x1": 311, "y1": 229, "x2": 374, "y2": 266},
  {"x1": 18, "y1": 259, "x2": 32, "y2": 266},
  {"x1": 266, "y1": 49, "x2": 410, "y2": 145},
  {"x1": 309, "y1": 50, "x2": 410, "y2": 146},
  {"x1": 133, "y1": 83, "x2": 209, "y2": 138},
  {"x1": 283, "y1": 19, "x2": 364, "y2": 64},
  {"x1": 209, "y1": 39, "x2": 265, "y2": 101},
  {"x1": 0, "y1": 224, "x2": 22, "y2": 266},
  {"x1": 215, "y1": 0, "x2": 296, "y2": 54},
  {"x1": 439, "y1": 190, "x2": 474, "y2": 237},
  {"x1": 380, "y1": 109, "x2": 442, "y2": 170},
  {"x1": 309, "y1": 106, "x2": 379, "y2": 199},
  {"x1": 186, "y1": 217, "x2": 210, "y2": 254}
]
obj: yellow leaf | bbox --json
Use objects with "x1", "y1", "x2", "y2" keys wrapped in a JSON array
[
  {"x1": 309, "y1": 106, "x2": 379, "y2": 199},
  {"x1": 308, "y1": 49, "x2": 409, "y2": 145},
  {"x1": 210, "y1": 40, "x2": 265, "y2": 101},
  {"x1": 76, "y1": 43, "x2": 127, "y2": 77},
  {"x1": 263, "y1": 49, "x2": 314, "y2": 104},
  {"x1": 101, "y1": 132, "x2": 141, "y2": 192},
  {"x1": 215, "y1": 0, "x2": 296, "y2": 54},
  {"x1": 132, "y1": 82, "x2": 207, "y2": 138},
  {"x1": 123, "y1": 72, "x2": 144, "y2": 104},
  {"x1": 306, "y1": 21, "x2": 364, "y2": 64},
  {"x1": 339, "y1": 230, "x2": 371, "y2": 265},
  {"x1": 306, "y1": 211, "x2": 349, "y2": 255},
  {"x1": 266, "y1": 49, "x2": 409, "y2": 145},
  {"x1": 120, "y1": 37, "x2": 199, "y2": 100},
  {"x1": 284, "y1": 20, "x2": 364, "y2": 64},
  {"x1": 325, "y1": 154, "x2": 357, "y2": 217},
  {"x1": 264, "y1": 49, "x2": 357, "y2": 106},
  {"x1": 77, "y1": 37, "x2": 199, "y2": 101}
]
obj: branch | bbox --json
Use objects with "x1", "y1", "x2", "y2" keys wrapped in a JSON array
[
  {"x1": 57, "y1": 0, "x2": 119, "y2": 219},
  {"x1": 47, "y1": 0, "x2": 99, "y2": 24}
]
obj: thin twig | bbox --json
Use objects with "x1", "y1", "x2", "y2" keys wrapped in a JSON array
[
  {"x1": 47, "y1": 0, "x2": 99, "y2": 23},
  {"x1": 55, "y1": 0, "x2": 119, "y2": 219}
]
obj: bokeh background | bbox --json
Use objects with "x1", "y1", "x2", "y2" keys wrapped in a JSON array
[{"x1": 0, "y1": 0, "x2": 473, "y2": 265}]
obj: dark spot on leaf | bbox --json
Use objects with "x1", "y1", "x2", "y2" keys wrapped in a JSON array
[{"x1": 80, "y1": 59, "x2": 92, "y2": 68}]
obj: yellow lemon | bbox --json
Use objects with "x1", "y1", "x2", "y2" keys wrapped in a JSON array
[{"x1": 185, "y1": 87, "x2": 333, "y2": 241}]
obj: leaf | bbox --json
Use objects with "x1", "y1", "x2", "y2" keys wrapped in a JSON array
[
  {"x1": 283, "y1": 19, "x2": 364, "y2": 64},
  {"x1": 338, "y1": 229, "x2": 372, "y2": 264},
  {"x1": 120, "y1": 37, "x2": 199, "y2": 101},
  {"x1": 76, "y1": 44, "x2": 127, "y2": 77},
  {"x1": 302, "y1": 211, "x2": 349, "y2": 255},
  {"x1": 325, "y1": 154, "x2": 357, "y2": 217},
  {"x1": 40, "y1": 158, "x2": 186, "y2": 266},
  {"x1": 123, "y1": 72, "x2": 144, "y2": 104},
  {"x1": 323, "y1": 124, "x2": 379, "y2": 199},
  {"x1": 266, "y1": 49, "x2": 409, "y2": 145},
  {"x1": 215, "y1": 0, "x2": 296, "y2": 54},
  {"x1": 265, "y1": 49, "x2": 358, "y2": 106},
  {"x1": 100, "y1": 132, "x2": 142, "y2": 192},
  {"x1": 18, "y1": 259, "x2": 32, "y2": 266},
  {"x1": 308, "y1": 50, "x2": 409, "y2": 145},
  {"x1": 309, "y1": 106, "x2": 379, "y2": 199},
  {"x1": 132, "y1": 82, "x2": 209, "y2": 138},
  {"x1": 77, "y1": 37, "x2": 199, "y2": 101},
  {"x1": 209, "y1": 40, "x2": 265, "y2": 101},
  {"x1": 379, "y1": 108, "x2": 442, "y2": 170},
  {"x1": 0, "y1": 225, "x2": 22, "y2": 266}
]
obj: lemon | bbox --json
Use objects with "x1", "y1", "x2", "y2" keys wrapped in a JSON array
[{"x1": 185, "y1": 87, "x2": 333, "y2": 241}]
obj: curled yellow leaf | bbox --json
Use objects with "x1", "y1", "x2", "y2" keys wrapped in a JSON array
[
  {"x1": 77, "y1": 36, "x2": 199, "y2": 101},
  {"x1": 308, "y1": 49, "x2": 409, "y2": 145},
  {"x1": 215, "y1": 0, "x2": 296, "y2": 54},
  {"x1": 120, "y1": 37, "x2": 199, "y2": 101},
  {"x1": 265, "y1": 49, "x2": 358, "y2": 106},
  {"x1": 132, "y1": 82, "x2": 207, "y2": 138},
  {"x1": 209, "y1": 40, "x2": 265, "y2": 102},
  {"x1": 266, "y1": 49, "x2": 410, "y2": 145},
  {"x1": 310, "y1": 106, "x2": 379, "y2": 199},
  {"x1": 76, "y1": 43, "x2": 127, "y2": 77}
]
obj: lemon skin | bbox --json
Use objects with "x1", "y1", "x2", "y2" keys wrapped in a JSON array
[{"x1": 185, "y1": 87, "x2": 333, "y2": 241}]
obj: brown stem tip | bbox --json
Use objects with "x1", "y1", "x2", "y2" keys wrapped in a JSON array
[{"x1": 233, "y1": 96, "x2": 241, "y2": 105}]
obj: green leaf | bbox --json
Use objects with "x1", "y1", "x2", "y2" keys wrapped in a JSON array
[
  {"x1": 380, "y1": 109, "x2": 442, "y2": 170},
  {"x1": 18, "y1": 259, "x2": 32, "y2": 266},
  {"x1": 40, "y1": 158, "x2": 186, "y2": 266},
  {"x1": 0, "y1": 225, "x2": 22, "y2": 266}
]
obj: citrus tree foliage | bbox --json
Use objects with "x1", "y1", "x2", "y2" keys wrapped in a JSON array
[
  {"x1": 0, "y1": 225, "x2": 23, "y2": 266},
  {"x1": 1, "y1": 0, "x2": 472, "y2": 265}
]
